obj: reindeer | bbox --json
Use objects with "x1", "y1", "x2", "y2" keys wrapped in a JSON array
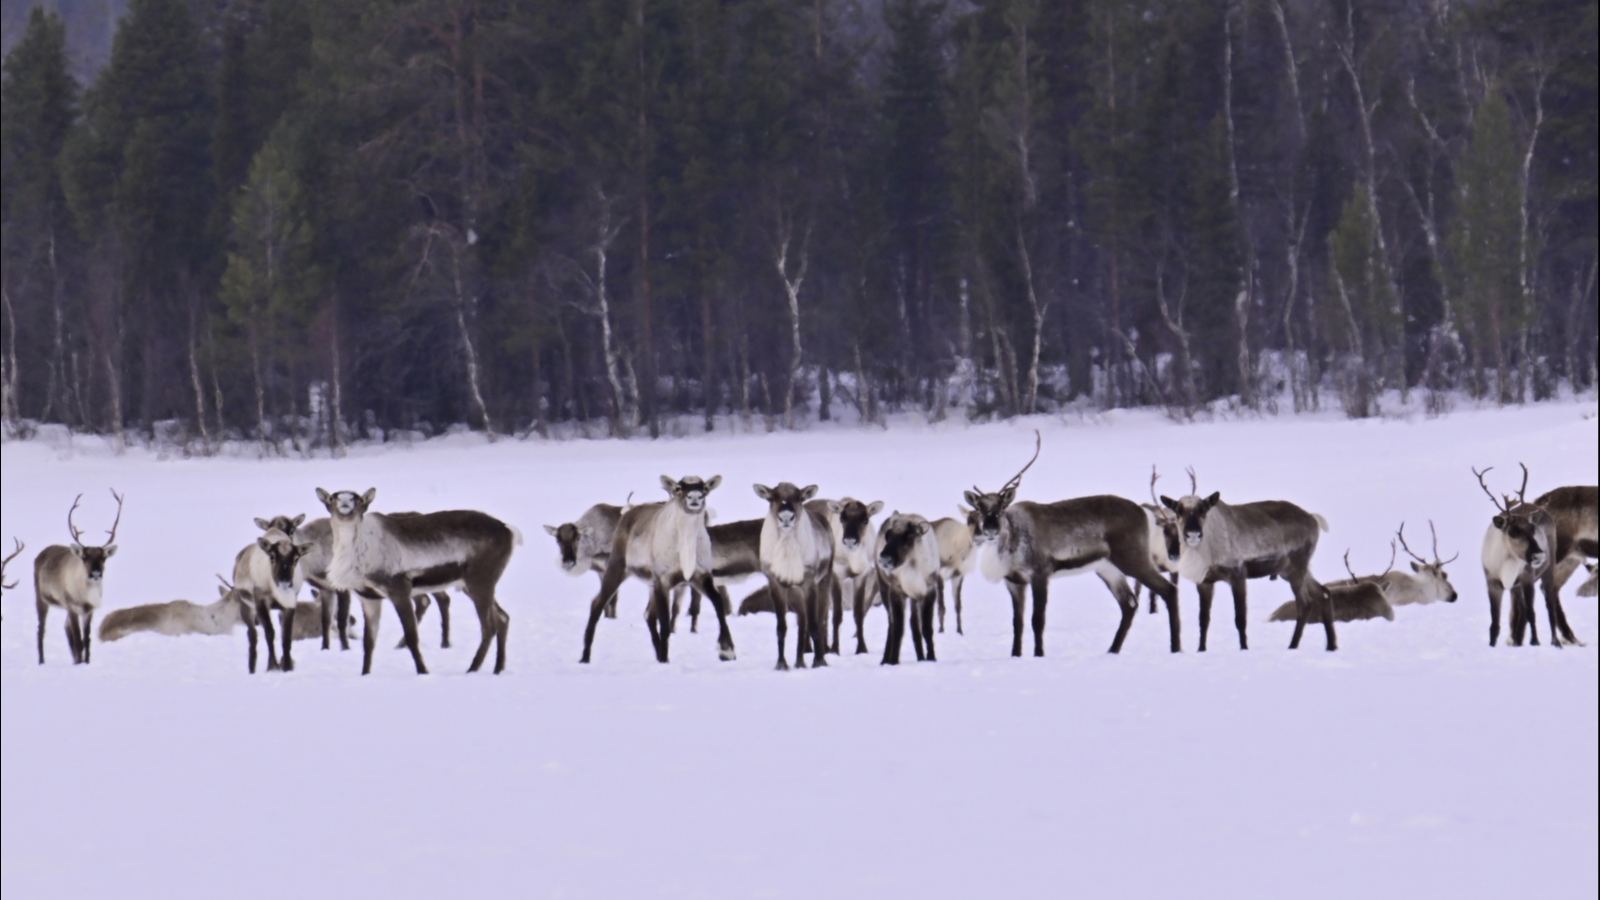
[
  {"x1": 672, "y1": 517, "x2": 765, "y2": 634},
  {"x1": 753, "y1": 482, "x2": 835, "y2": 670},
  {"x1": 579, "y1": 476, "x2": 736, "y2": 665},
  {"x1": 293, "y1": 516, "x2": 456, "y2": 653},
  {"x1": 232, "y1": 525, "x2": 315, "y2": 673},
  {"x1": 875, "y1": 512, "x2": 943, "y2": 664},
  {"x1": 1139, "y1": 467, "x2": 1183, "y2": 614},
  {"x1": 99, "y1": 581, "x2": 355, "y2": 643},
  {"x1": 545, "y1": 501, "x2": 626, "y2": 619},
  {"x1": 1529, "y1": 485, "x2": 1598, "y2": 601},
  {"x1": 316, "y1": 488, "x2": 516, "y2": 675},
  {"x1": 931, "y1": 506, "x2": 978, "y2": 636},
  {"x1": 1268, "y1": 523, "x2": 1459, "y2": 624},
  {"x1": 1271, "y1": 547, "x2": 1393, "y2": 624},
  {"x1": 34, "y1": 491, "x2": 123, "y2": 665},
  {"x1": 1156, "y1": 468, "x2": 1333, "y2": 651},
  {"x1": 810, "y1": 497, "x2": 884, "y2": 654},
  {"x1": 1, "y1": 538, "x2": 22, "y2": 619},
  {"x1": 1474, "y1": 465, "x2": 1578, "y2": 647},
  {"x1": 965, "y1": 434, "x2": 1181, "y2": 657}
]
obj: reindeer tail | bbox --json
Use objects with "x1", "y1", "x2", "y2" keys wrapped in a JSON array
[
  {"x1": 1313, "y1": 513, "x2": 1330, "y2": 532},
  {"x1": 509, "y1": 526, "x2": 525, "y2": 547}
]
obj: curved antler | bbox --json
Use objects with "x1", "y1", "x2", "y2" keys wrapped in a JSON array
[
  {"x1": 999, "y1": 430, "x2": 1042, "y2": 495},
  {"x1": 1471, "y1": 466, "x2": 1508, "y2": 513},
  {"x1": 1, "y1": 537, "x2": 23, "y2": 589},
  {"x1": 105, "y1": 489, "x2": 125, "y2": 545},
  {"x1": 1185, "y1": 466, "x2": 1198, "y2": 496},
  {"x1": 66, "y1": 493, "x2": 87, "y2": 544},
  {"x1": 1396, "y1": 522, "x2": 1427, "y2": 564},
  {"x1": 1381, "y1": 540, "x2": 1397, "y2": 578},
  {"x1": 1513, "y1": 462, "x2": 1530, "y2": 506},
  {"x1": 1149, "y1": 465, "x2": 1162, "y2": 506},
  {"x1": 1342, "y1": 549, "x2": 1358, "y2": 581},
  {"x1": 216, "y1": 573, "x2": 234, "y2": 591},
  {"x1": 1430, "y1": 520, "x2": 1458, "y2": 565}
]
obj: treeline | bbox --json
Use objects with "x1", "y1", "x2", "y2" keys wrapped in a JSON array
[{"x1": 1, "y1": 0, "x2": 1595, "y2": 448}]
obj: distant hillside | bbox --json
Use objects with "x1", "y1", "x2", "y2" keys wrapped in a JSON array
[{"x1": 1, "y1": 0, "x2": 127, "y2": 81}]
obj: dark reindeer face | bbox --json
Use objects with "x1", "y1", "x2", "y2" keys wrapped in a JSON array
[
  {"x1": 257, "y1": 531, "x2": 311, "y2": 591},
  {"x1": 255, "y1": 514, "x2": 305, "y2": 536},
  {"x1": 962, "y1": 488, "x2": 1015, "y2": 542},
  {"x1": 828, "y1": 498, "x2": 884, "y2": 549},
  {"x1": 1143, "y1": 505, "x2": 1183, "y2": 563},
  {"x1": 545, "y1": 522, "x2": 582, "y2": 570},
  {"x1": 1491, "y1": 507, "x2": 1552, "y2": 572},
  {"x1": 663, "y1": 475, "x2": 720, "y2": 513},
  {"x1": 755, "y1": 482, "x2": 818, "y2": 531},
  {"x1": 877, "y1": 515, "x2": 931, "y2": 572},
  {"x1": 1160, "y1": 492, "x2": 1221, "y2": 549},
  {"x1": 317, "y1": 488, "x2": 375, "y2": 521},
  {"x1": 70, "y1": 543, "x2": 117, "y2": 582}
]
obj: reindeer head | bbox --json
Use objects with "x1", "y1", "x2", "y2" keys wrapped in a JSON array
[
  {"x1": 963, "y1": 431, "x2": 1041, "y2": 543},
  {"x1": 1397, "y1": 521, "x2": 1459, "y2": 603},
  {"x1": 1474, "y1": 465, "x2": 1553, "y2": 573},
  {"x1": 662, "y1": 475, "x2": 720, "y2": 514},
  {"x1": 256, "y1": 529, "x2": 313, "y2": 593},
  {"x1": 255, "y1": 514, "x2": 305, "y2": 536},
  {"x1": 316, "y1": 488, "x2": 376, "y2": 522},
  {"x1": 66, "y1": 490, "x2": 124, "y2": 583},
  {"x1": 1142, "y1": 466, "x2": 1182, "y2": 563},
  {"x1": 754, "y1": 482, "x2": 818, "y2": 531},
  {"x1": 877, "y1": 513, "x2": 932, "y2": 573},
  {"x1": 544, "y1": 522, "x2": 586, "y2": 574},
  {"x1": 827, "y1": 498, "x2": 884, "y2": 550},
  {"x1": 1, "y1": 538, "x2": 23, "y2": 590}
]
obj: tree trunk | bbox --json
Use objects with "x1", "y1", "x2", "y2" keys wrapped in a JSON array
[
  {"x1": 1, "y1": 285, "x2": 18, "y2": 434},
  {"x1": 449, "y1": 240, "x2": 494, "y2": 437}
]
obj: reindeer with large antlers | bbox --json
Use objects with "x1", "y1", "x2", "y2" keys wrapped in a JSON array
[
  {"x1": 1475, "y1": 465, "x2": 1583, "y2": 647},
  {"x1": 966, "y1": 432, "x2": 1181, "y2": 657},
  {"x1": 34, "y1": 491, "x2": 123, "y2": 664}
]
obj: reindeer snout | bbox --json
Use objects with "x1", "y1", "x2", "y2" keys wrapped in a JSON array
[
  {"x1": 878, "y1": 555, "x2": 898, "y2": 571},
  {"x1": 842, "y1": 537, "x2": 859, "y2": 549},
  {"x1": 1185, "y1": 532, "x2": 1203, "y2": 548},
  {"x1": 561, "y1": 559, "x2": 576, "y2": 571},
  {"x1": 1447, "y1": 591, "x2": 1458, "y2": 603},
  {"x1": 777, "y1": 510, "x2": 796, "y2": 528}
]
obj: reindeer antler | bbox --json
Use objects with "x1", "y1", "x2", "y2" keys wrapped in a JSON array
[
  {"x1": 1472, "y1": 466, "x2": 1508, "y2": 513},
  {"x1": 1342, "y1": 550, "x2": 1358, "y2": 581},
  {"x1": 1149, "y1": 466, "x2": 1162, "y2": 506},
  {"x1": 1, "y1": 538, "x2": 23, "y2": 589},
  {"x1": 1512, "y1": 462, "x2": 1530, "y2": 506},
  {"x1": 1396, "y1": 522, "x2": 1427, "y2": 565},
  {"x1": 1430, "y1": 520, "x2": 1458, "y2": 565},
  {"x1": 1185, "y1": 466, "x2": 1198, "y2": 496},
  {"x1": 216, "y1": 573, "x2": 235, "y2": 591},
  {"x1": 1381, "y1": 540, "x2": 1397, "y2": 578},
  {"x1": 998, "y1": 430, "x2": 1042, "y2": 495},
  {"x1": 66, "y1": 493, "x2": 87, "y2": 544},
  {"x1": 105, "y1": 489, "x2": 125, "y2": 545}
]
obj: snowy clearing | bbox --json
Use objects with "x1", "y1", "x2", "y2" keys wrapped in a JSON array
[{"x1": 3, "y1": 403, "x2": 1598, "y2": 899}]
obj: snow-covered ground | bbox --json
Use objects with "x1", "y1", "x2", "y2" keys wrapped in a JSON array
[{"x1": 3, "y1": 403, "x2": 1597, "y2": 899}]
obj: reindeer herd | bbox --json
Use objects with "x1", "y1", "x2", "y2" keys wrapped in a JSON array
[{"x1": 3, "y1": 436, "x2": 1596, "y2": 674}]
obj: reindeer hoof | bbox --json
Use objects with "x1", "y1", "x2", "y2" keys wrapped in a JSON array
[
  {"x1": 719, "y1": 647, "x2": 736, "y2": 661},
  {"x1": 775, "y1": 659, "x2": 789, "y2": 671},
  {"x1": 281, "y1": 657, "x2": 295, "y2": 672},
  {"x1": 812, "y1": 656, "x2": 828, "y2": 668}
]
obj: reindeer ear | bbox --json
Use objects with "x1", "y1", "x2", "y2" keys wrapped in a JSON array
[
  {"x1": 361, "y1": 488, "x2": 377, "y2": 506},
  {"x1": 705, "y1": 475, "x2": 721, "y2": 491},
  {"x1": 544, "y1": 524, "x2": 560, "y2": 536},
  {"x1": 1492, "y1": 514, "x2": 1507, "y2": 530},
  {"x1": 827, "y1": 500, "x2": 843, "y2": 515},
  {"x1": 258, "y1": 537, "x2": 274, "y2": 552},
  {"x1": 957, "y1": 504, "x2": 971, "y2": 515},
  {"x1": 1411, "y1": 561, "x2": 1422, "y2": 573},
  {"x1": 867, "y1": 501, "x2": 884, "y2": 516},
  {"x1": 962, "y1": 490, "x2": 981, "y2": 507},
  {"x1": 292, "y1": 514, "x2": 305, "y2": 528},
  {"x1": 71, "y1": 544, "x2": 85, "y2": 559},
  {"x1": 295, "y1": 542, "x2": 313, "y2": 556},
  {"x1": 660, "y1": 475, "x2": 677, "y2": 492},
  {"x1": 104, "y1": 545, "x2": 117, "y2": 558},
  {"x1": 316, "y1": 488, "x2": 331, "y2": 504},
  {"x1": 255, "y1": 517, "x2": 272, "y2": 531},
  {"x1": 1203, "y1": 492, "x2": 1221, "y2": 508},
  {"x1": 913, "y1": 521, "x2": 932, "y2": 537},
  {"x1": 753, "y1": 484, "x2": 773, "y2": 500},
  {"x1": 800, "y1": 484, "x2": 819, "y2": 501},
  {"x1": 1159, "y1": 495, "x2": 1179, "y2": 512}
]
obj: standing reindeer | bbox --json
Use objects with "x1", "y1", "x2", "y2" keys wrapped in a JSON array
[
  {"x1": 811, "y1": 497, "x2": 883, "y2": 654},
  {"x1": 672, "y1": 517, "x2": 765, "y2": 634},
  {"x1": 1156, "y1": 468, "x2": 1333, "y2": 651},
  {"x1": 546, "y1": 501, "x2": 626, "y2": 619},
  {"x1": 316, "y1": 488, "x2": 516, "y2": 675},
  {"x1": 875, "y1": 512, "x2": 942, "y2": 664},
  {"x1": 293, "y1": 516, "x2": 456, "y2": 653},
  {"x1": 1474, "y1": 465, "x2": 1579, "y2": 647},
  {"x1": 1529, "y1": 484, "x2": 1598, "y2": 601},
  {"x1": 34, "y1": 491, "x2": 123, "y2": 665},
  {"x1": 579, "y1": 476, "x2": 736, "y2": 665},
  {"x1": 965, "y1": 434, "x2": 1182, "y2": 657},
  {"x1": 931, "y1": 506, "x2": 978, "y2": 635},
  {"x1": 232, "y1": 525, "x2": 314, "y2": 673},
  {"x1": 755, "y1": 482, "x2": 835, "y2": 670}
]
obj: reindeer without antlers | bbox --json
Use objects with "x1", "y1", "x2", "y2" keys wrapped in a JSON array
[
  {"x1": 316, "y1": 488, "x2": 517, "y2": 675},
  {"x1": 34, "y1": 491, "x2": 123, "y2": 665},
  {"x1": 579, "y1": 476, "x2": 737, "y2": 665},
  {"x1": 292, "y1": 515, "x2": 459, "y2": 654},
  {"x1": 1156, "y1": 468, "x2": 1334, "y2": 651},
  {"x1": 232, "y1": 520, "x2": 315, "y2": 673},
  {"x1": 965, "y1": 432, "x2": 1181, "y2": 657},
  {"x1": 1474, "y1": 465, "x2": 1583, "y2": 647},
  {"x1": 754, "y1": 482, "x2": 835, "y2": 670}
]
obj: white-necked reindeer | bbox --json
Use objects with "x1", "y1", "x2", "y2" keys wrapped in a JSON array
[
  {"x1": 1474, "y1": 465, "x2": 1578, "y2": 647},
  {"x1": 34, "y1": 491, "x2": 123, "y2": 665},
  {"x1": 1156, "y1": 468, "x2": 1333, "y2": 651},
  {"x1": 875, "y1": 512, "x2": 942, "y2": 664},
  {"x1": 316, "y1": 488, "x2": 517, "y2": 674},
  {"x1": 755, "y1": 482, "x2": 835, "y2": 670},
  {"x1": 292, "y1": 516, "x2": 456, "y2": 653},
  {"x1": 965, "y1": 434, "x2": 1182, "y2": 657},
  {"x1": 672, "y1": 517, "x2": 765, "y2": 634},
  {"x1": 931, "y1": 506, "x2": 978, "y2": 635},
  {"x1": 811, "y1": 497, "x2": 883, "y2": 654},
  {"x1": 580, "y1": 476, "x2": 736, "y2": 665},
  {"x1": 233, "y1": 524, "x2": 314, "y2": 673},
  {"x1": 546, "y1": 501, "x2": 627, "y2": 619},
  {"x1": 1268, "y1": 522, "x2": 1459, "y2": 623}
]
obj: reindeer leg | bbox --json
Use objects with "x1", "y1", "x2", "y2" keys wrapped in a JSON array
[
  {"x1": 668, "y1": 583, "x2": 683, "y2": 636},
  {"x1": 920, "y1": 593, "x2": 937, "y2": 662},
  {"x1": 436, "y1": 593, "x2": 452, "y2": 648},
  {"x1": 909, "y1": 592, "x2": 927, "y2": 661},
  {"x1": 693, "y1": 573, "x2": 735, "y2": 662},
  {"x1": 242, "y1": 599, "x2": 259, "y2": 674},
  {"x1": 1320, "y1": 590, "x2": 1338, "y2": 652},
  {"x1": 390, "y1": 577, "x2": 428, "y2": 674},
  {"x1": 935, "y1": 574, "x2": 946, "y2": 634},
  {"x1": 1486, "y1": 577, "x2": 1505, "y2": 647},
  {"x1": 81, "y1": 609, "x2": 94, "y2": 664},
  {"x1": 336, "y1": 591, "x2": 352, "y2": 650},
  {"x1": 36, "y1": 597, "x2": 49, "y2": 665},
  {"x1": 1129, "y1": 559, "x2": 1181, "y2": 653},
  {"x1": 65, "y1": 610, "x2": 83, "y2": 665},
  {"x1": 1288, "y1": 586, "x2": 1308, "y2": 650},
  {"x1": 318, "y1": 590, "x2": 332, "y2": 650},
  {"x1": 1541, "y1": 568, "x2": 1577, "y2": 647},
  {"x1": 955, "y1": 574, "x2": 965, "y2": 636},
  {"x1": 689, "y1": 586, "x2": 702, "y2": 634},
  {"x1": 810, "y1": 579, "x2": 830, "y2": 668},
  {"x1": 1197, "y1": 582, "x2": 1215, "y2": 652},
  {"x1": 881, "y1": 588, "x2": 905, "y2": 666},
  {"x1": 1228, "y1": 572, "x2": 1249, "y2": 651},
  {"x1": 259, "y1": 600, "x2": 281, "y2": 671},
  {"x1": 853, "y1": 577, "x2": 871, "y2": 655},
  {"x1": 581, "y1": 560, "x2": 628, "y2": 664},
  {"x1": 359, "y1": 596, "x2": 383, "y2": 675},
  {"x1": 1098, "y1": 572, "x2": 1137, "y2": 654},
  {"x1": 651, "y1": 582, "x2": 673, "y2": 663},
  {"x1": 1030, "y1": 576, "x2": 1050, "y2": 658},
  {"x1": 830, "y1": 576, "x2": 844, "y2": 655},
  {"x1": 398, "y1": 595, "x2": 431, "y2": 649},
  {"x1": 772, "y1": 583, "x2": 791, "y2": 671},
  {"x1": 1006, "y1": 578, "x2": 1027, "y2": 657},
  {"x1": 1521, "y1": 584, "x2": 1541, "y2": 647},
  {"x1": 279, "y1": 605, "x2": 296, "y2": 671}
]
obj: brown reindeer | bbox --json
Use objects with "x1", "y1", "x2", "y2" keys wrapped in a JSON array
[
  {"x1": 1475, "y1": 466, "x2": 1580, "y2": 647},
  {"x1": 34, "y1": 491, "x2": 123, "y2": 665}
]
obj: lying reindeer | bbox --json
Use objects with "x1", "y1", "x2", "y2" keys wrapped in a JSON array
[
  {"x1": 1157, "y1": 468, "x2": 1333, "y2": 651},
  {"x1": 546, "y1": 501, "x2": 626, "y2": 619},
  {"x1": 966, "y1": 433, "x2": 1181, "y2": 657},
  {"x1": 1269, "y1": 523, "x2": 1458, "y2": 623},
  {"x1": 875, "y1": 512, "x2": 942, "y2": 664},
  {"x1": 35, "y1": 491, "x2": 123, "y2": 665},
  {"x1": 931, "y1": 506, "x2": 978, "y2": 636},
  {"x1": 1475, "y1": 465, "x2": 1577, "y2": 647},
  {"x1": 580, "y1": 476, "x2": 736, "y2": 665},
  {"x1": 98, "y1": 582, "x2": 352, "y2": 643}
]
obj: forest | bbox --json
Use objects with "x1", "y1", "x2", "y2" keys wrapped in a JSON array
[{"x1": 1, "y1": 0, "x2": 1595, "y2": 447}]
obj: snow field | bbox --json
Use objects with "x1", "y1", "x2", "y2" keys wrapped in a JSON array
[{"x1": 3, "y1": 402, "x2": 1597, "y2": 899}]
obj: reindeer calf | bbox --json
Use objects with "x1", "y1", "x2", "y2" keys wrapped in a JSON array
[
  {"x1": 875, "y1": 513, "x2": 942, "y2": 664},
  {"x1": 931, "y1": 507, "x2": 978, "y2": 635}
]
